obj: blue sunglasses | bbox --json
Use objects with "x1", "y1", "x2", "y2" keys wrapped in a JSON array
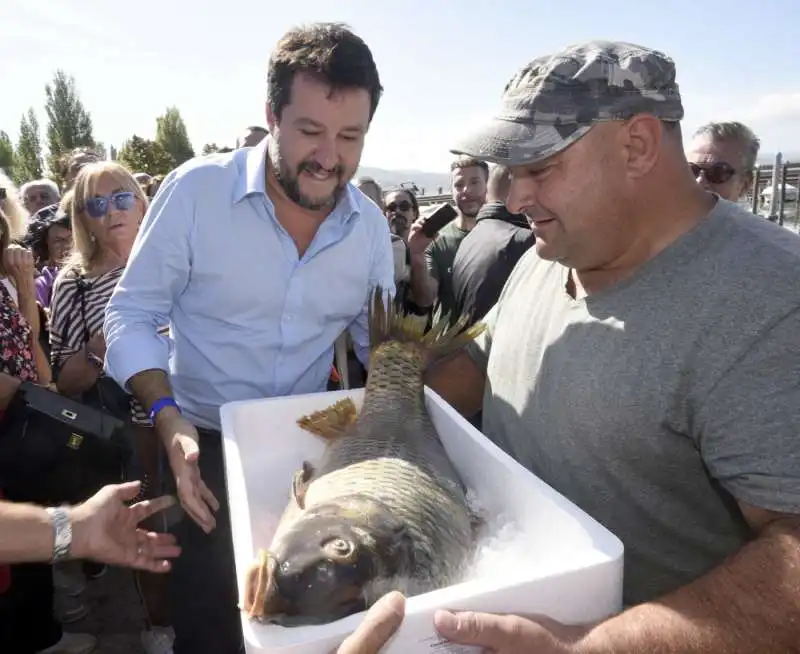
[{"x1": 83, "y1": 191, "x2": 135, "y2": 219}]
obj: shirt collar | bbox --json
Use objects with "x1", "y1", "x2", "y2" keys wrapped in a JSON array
[
  {"x1": 476, "y1": 201, "x2": 529, "y2": 229},
  {"x1": 232, "y1": 138, "x2": 269, "y2": 204},
  {"x1": 233, "y1": 137, "x2": 361, "y2": 226}
]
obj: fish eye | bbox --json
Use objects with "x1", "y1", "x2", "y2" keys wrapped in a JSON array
[{"x1": 323, "y1": 537, "x2": 355, "y2": 561}]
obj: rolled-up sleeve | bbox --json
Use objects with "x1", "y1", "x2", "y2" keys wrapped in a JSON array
[
  {"x1": 103, "y1": 169, "x2": 194, "y2": 390},
  {"x1": 349, "y1": 210, "x2": 396, "y2": 367}
]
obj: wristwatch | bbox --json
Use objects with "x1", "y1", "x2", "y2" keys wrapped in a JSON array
[{"x1": 45, "y1": 507, "x2": 73, "y2": 562}]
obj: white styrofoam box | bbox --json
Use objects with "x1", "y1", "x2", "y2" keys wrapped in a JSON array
[{"x1": 220, "y1": 388, "x2": 624, "y2": 654}]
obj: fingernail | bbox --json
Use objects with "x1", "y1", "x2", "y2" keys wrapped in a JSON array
[{"x1": 433, "y1": 610, "x2": 457, "y2": 634}]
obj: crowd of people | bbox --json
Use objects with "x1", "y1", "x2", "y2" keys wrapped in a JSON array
[{"x1": 0, "y1": 20, "x2": 798, "y2": 654}]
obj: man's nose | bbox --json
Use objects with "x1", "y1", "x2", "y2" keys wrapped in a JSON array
[
  {"x1": 314, "y1": 139, "x2": 338, "y2": 170},
  {"x1": 506, "y1": 177, "x2": 532, "y2": 215}
]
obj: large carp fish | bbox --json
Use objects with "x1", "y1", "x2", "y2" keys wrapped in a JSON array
[{"x1": 241, "y1": 287, "x2": 485, "y2": 627}]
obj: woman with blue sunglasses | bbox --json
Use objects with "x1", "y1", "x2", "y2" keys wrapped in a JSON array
[{"x1": 48, "y1": 161, "x2": 175, "y2": 654}]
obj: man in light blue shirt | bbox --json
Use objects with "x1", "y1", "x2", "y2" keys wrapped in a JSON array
[
  {"x1": 103, "y1": 22, "x2": 393, "y2": 654},
  {"x1": 105, "y1": 138, "x2": 392, "y2": 431}
]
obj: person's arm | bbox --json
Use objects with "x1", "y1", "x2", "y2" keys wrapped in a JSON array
[
  {"x1": 349, "y1": 215, "x2": 396, "y2": 368},
  {"x1": 6, "y1": 248, "x2": 51, "y2": 385},
  {"x1": 424, "y1": 301, "x2": 497, "y2": 418},
  {"x1": 576, "y1": 513, "x2": 800, "y2": 653},
  {"x1": 0, "y1": 372, "x2": 21, "y2": 410},
  {"x1": 409, "y1": 245, "x2": 439, "y2": 309},
  {"x1": 573, "y1": 307, "x2": 800, "y2": 653},
  {"x1": 103, "y1": 169, "x2": 193, "y2": 404},
  {"x1": 0, "y1": 482, "x2": 180, "y2": 571},
  {"x1": 0, "y1": 500, "x2": 60, "y2": 562},
  {"x1": 405, "y1": 217, "x2": 438, "y2": 308},
  {"x1": 30, "y1": 340, "x2": 51, "y2": 387},
  {"x1": 49, "y1": 276, "x2": 101, "y2": 396}
]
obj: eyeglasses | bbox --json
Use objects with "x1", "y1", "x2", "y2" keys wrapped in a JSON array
[
  {"x1": 81, "y1": 191, "x2": 135, "y2": 218},
  {"x1": 386, "y1": 200, "x2": 412, "y2": 213},
  {"x1": 689, "y1": 162, "x2": 736, "y2": 185},
  {"x1": 26, "y1": 192, "x2": 55, "y2": 204}
]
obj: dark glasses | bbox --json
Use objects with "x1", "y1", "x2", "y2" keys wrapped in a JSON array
[
  {"x1": 689, "y1": 162, "x2": 736, "y2": 185},
  {"x1": 82, "y1": 191, "x2": 135, "y2": 219},
  {"x1": 386, "y1": 200, "x2": 412, "y2": 213}
]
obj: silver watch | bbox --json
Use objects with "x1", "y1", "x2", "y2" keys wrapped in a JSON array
[{"x1": 45, "y1": 507, "x2": 73, "y2": 562}]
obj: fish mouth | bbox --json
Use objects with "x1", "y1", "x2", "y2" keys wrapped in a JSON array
[{"x1": 242, "y1": 550, "x2": 287, "y2": 619}]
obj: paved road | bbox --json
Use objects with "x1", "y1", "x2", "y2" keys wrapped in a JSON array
[{"x1": 65, "y1": 567, "x2": 147, "y2": 653}]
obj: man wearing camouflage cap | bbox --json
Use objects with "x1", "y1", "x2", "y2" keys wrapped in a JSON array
[{"x1": 341, "y1": 40, "x2": 800, "y2": 653}]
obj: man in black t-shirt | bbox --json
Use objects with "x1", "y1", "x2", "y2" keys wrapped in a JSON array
[{"x1": 452, "y1": 164, "x2": 534, "y2": 326}]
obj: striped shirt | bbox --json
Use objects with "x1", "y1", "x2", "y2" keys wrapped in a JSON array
[{"x1": 50, "y1": 266, "x2": 151, "y2": 425}]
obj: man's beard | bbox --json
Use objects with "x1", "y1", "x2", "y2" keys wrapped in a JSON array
[
  {"x1": 270, "y1": 144, "x2": 348, "y2": 211},
  {"x1": 456, "y1": 198, "x2": 481, "y2": 218},
  {"x1": 388, "y1": 214, "x2": 410, "y2": 239}
]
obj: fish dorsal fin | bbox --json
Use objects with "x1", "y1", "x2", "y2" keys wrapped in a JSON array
[
  {"x1": 367, "y1": 285, "x2": 487, "y2": 365},
  {"x1": 291, "y1": 461, "x2": 314, "y2": 509},
  {"x1": 296, "y1": 397, "x2": 358, "y2": 440}
]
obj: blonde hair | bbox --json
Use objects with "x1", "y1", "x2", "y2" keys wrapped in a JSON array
[
  {"x1": 0, "y1": 170, "x2": 30, "y2": 254},
  {"x1": 59, "y1": 161, "x2": 149, "y2": 278},
  {"x1": 60, "y1": 188, "x2": 75, "y2": 215}
]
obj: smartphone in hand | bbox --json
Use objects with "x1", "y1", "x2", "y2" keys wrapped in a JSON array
[{"x1": 421, "y1": 203, "x2": 458, "y2": 238}]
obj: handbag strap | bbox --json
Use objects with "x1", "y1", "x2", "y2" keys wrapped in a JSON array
[{"x1": 74, "y1": 275, "x2": 91, "y2": 345}]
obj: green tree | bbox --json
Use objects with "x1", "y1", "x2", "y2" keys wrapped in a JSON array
[
  {"x1": 45, "y1": 70, "x2": 96, "y2": 183},
  {"x1": 0, "y1": 131, "x2": 14, "y2": 178},
  {"x1": 14, "y1": 108, "x2": 44, "y2": 183},
  {"x1": 156, "y1": 107, "x2": 194, "y2": 166},
  {"x1": 117, "y1": 135, "x2": 175, "y2": 176},
  {"x1": 201, "y1": 143, "x2": 220, "y2": 155}
]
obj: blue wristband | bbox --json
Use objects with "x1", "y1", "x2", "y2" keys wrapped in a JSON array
[{"x1": 149, "y1": 397, "x2": 180, "y2": 423}]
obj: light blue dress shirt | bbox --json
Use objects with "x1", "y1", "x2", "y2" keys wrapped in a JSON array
[{"x1": 104, "y1": 139, "x2": 395, "y2": 430}]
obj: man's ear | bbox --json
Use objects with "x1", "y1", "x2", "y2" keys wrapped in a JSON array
[{"x1": 621, "y1": 114, "x2": 664, "y2": 179}]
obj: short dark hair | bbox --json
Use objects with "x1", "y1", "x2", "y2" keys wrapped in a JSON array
[
  {"x1": 267, "y1": 22, "x2": 383, "y2": 122},
  {"x1": 450, "y1": 156, "x2": 489, "y2": 179}
]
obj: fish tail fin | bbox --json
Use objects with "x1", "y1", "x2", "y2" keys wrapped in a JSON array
[{"x1": 368, "y1": 285, "x2": 486, "y2": 364}]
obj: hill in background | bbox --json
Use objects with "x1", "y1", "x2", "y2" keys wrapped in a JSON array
[
  {"x1": 357, "y1": 150, "x2": 800, "y2": 198},
  {"x1": 356, "y1": 166, "x2": 451, "y2": 196}
]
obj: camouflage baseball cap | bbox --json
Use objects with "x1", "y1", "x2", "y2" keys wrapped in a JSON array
[{"x1": 451, "y1": 40, "x2": 684, "y2": 166}]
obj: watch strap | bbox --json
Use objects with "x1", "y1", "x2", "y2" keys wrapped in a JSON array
[{"x1": 45, "y1": 507, "x2": 73, "y2": 563}]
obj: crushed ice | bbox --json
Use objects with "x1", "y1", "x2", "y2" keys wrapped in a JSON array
[{"x1": 460, "y1": 486, "x2": 544, "y2": 583}]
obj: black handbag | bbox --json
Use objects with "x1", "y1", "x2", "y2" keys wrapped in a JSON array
[{"x1": 0, "y1": 382, "x2": 132, "y2": 506}]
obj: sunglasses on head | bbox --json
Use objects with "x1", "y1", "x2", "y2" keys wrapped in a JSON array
[
  {"x1": 82, "y1": 191, "x2": 135, "y2": 219},
  {"x1": 386, "y1": 200, "x2": 412, "y2": 213},
  {"x1": 690, "y1": 162, "x2": 736, "y2": 185}
]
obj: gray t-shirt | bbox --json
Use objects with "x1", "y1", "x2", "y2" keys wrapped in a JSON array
[{"x1": 468, "y1": 198, "x2": 800, "y2": 606}]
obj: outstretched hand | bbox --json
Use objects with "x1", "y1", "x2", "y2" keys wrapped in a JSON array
[{"x1": 69, "y1": 481, "x2": 181, "y2": 573}]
